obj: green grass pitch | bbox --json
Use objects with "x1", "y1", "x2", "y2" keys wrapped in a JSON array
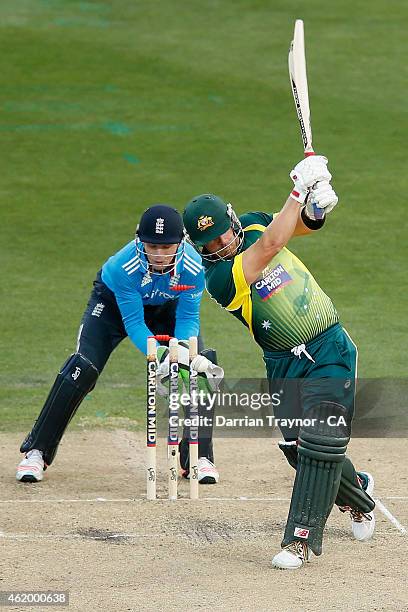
[{"x1": 1, "y1": 0, "x2": 406, "y2": 432}]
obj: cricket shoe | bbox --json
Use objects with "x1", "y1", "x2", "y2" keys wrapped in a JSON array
[
  {"x1": 340, "y1": 472, "x2": 375, "y2": 542},
  {"x1": 198, "y1": 457, "x2": 219, "y2": 484},
  {"x1": 272, "y1": 541, "x2": 312, "y2": 570},
  {"x1": 181, "y1": 458, "x2": 219, "y2": 484},
  {"x1": 16, "y1": 449, "x2": 45, "y2": 483}
]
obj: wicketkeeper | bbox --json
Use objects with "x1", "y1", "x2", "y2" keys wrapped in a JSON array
[
  {"x1": 17, "y1": 205, "x2": 222, "y2": 485},
  {"x1": 183, "y1": 155, "x2": 375, "y2": 570}
]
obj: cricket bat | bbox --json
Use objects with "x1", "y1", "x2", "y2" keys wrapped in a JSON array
[{"x1": 288, "y1": 19, "x2": 314, "y2": 156}]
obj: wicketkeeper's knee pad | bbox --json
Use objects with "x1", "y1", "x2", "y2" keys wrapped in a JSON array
[
  {"x1": 282, "y1": 401, "x2": 351, "y2": 555},
  {"x1": 20, "y1": 353, "x2": 99, "y2": 465}
]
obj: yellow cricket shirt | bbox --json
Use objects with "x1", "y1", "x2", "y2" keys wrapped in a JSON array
[{"x1": 203, "y1": 211, "x2": 339, "y2": 351}]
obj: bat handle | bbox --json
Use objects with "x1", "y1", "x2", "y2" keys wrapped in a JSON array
[{"x1": 304, "y1": 147, "x2": 324, "y2": 218}]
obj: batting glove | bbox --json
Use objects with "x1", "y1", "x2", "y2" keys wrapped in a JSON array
[
  {"x1": 304, "y1": 180, "x2": 338, "y2": 220},
  {"x1": 290, "y1": 155, "x2": 332, "y2": 203}
]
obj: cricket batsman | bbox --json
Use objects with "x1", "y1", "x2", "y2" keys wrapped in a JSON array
[
  {"x1": 17, "y1": 205, "x2": 222, "y2": 485},
  {"x1": 183, "y1": 155, "x2": 375, "y2": 569}
]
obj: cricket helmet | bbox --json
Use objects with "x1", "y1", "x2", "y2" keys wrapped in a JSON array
[
  {"x1": 135, "y1": 204, "x2": 185, "y2": 275},
  {"x1": 183, "y1": 194, "x2": 243, "y2": 260},
  {"x1": 136, "y1": 204, "x2": 184, "y2": 244}
]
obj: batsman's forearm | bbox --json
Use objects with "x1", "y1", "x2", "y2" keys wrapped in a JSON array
[
  {"x1": 241, "y1": 196, "x2": 302, "y2": 284},
  {"x1": 262, "y1": 197, "x2": 300, "y2": 251}
]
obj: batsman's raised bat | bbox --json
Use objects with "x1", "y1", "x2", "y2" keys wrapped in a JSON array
[{"x1": 288, "y1": 19, "x2": 314, "y2": 156}]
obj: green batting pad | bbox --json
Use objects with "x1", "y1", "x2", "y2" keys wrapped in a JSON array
[{"x1": 282, "y1": 402, "x2": 349, "y2": 555}]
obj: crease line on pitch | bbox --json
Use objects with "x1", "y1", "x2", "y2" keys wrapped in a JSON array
[
  {"x1": 0, "y1": 495, "x2": 407, "y2": 504},
  {"x1": 374, "y1": 497, "x2": 407, "y2": 534},
  {"x1": 0, "y1": 532, "x2": 161, "y2": 540}
]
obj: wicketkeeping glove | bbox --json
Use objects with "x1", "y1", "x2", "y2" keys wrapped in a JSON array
[
  {"x1": 304, "y1": 180, "x2": 339, "y2": 220},
  {"x1": 156, "y1": 342, "x2": 224, "y2": 397},
  {"x1": 290, "y1": 155, "x2": 332, "y2": 204}
]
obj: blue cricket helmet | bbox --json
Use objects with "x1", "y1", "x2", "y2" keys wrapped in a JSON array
[{"x1": 137, "y1": 204, "x2": 184, "y2": 244}]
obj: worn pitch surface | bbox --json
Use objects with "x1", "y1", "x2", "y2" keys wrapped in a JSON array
[{"x1": 1, "y1": 432, "x2": 407, "y2": 611}]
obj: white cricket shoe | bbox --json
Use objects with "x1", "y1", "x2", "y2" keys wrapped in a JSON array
[
  {"x1": 182, "y1": 458, "x2": 219, "y2": 483},
  {"x1": 198, "y1": 457, "x2": 219, "y2": 484},
  {"x1": 16, "y1": 449, "x2": 45, "y2": 483},
  {"x1": 349, "y1": 472, "x2": 375, "y2": 541},
  {"x1": 272, "y1": 541, "x2": 312, "y2": 570}
]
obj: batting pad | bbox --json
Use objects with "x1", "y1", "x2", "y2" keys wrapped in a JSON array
[
  {"x1": 336, "y1": 457, "x2": 376, "y2": 513},
  {"x1": 278, "y1": 442, "x2": 375, "y2": 514},
  {"x1": 281, "y1": 402, "x2": 350, "y2": 555}
]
